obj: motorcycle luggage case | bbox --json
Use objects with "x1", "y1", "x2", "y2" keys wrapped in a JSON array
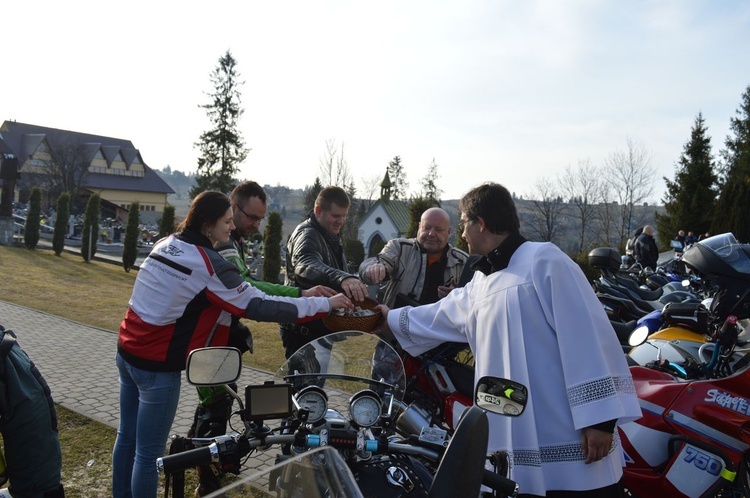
[{"x1": 588, "y1": 247, "x2": 622, "y2": 270}]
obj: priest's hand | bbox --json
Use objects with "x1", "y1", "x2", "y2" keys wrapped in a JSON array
[{"x1": 581, "y1": 427, "x2": 613, "y2": 464}]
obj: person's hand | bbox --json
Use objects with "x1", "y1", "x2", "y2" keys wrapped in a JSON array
[
  {"x1": 581, "y1": 427, "x2": 613, "y2": 464},
  {"x1": 328, "y1": 293, "x2": 353, "y2": 312},
  {"x1": 363, "y1": 263, "x2": 387, "y2": 284},
  {"x1": 437, "y1": 282, "x2": 456, "y2": 299},
  {"x1": 370, "y1": 304, "x2": 392, "y2": 336},
  {"x1": 341, "y1": 277, "x2": 368, "y2": 303},
  {"x1": 302, "y1": 285, "x2": 338, "y2": 298},
  {"x1": 437, "y1": 276, "x2": 456, "y2": 299}
]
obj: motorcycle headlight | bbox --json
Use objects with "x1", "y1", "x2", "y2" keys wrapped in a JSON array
[{"x1": 628, "y1": 325, "x2": 650, "y2": 347}]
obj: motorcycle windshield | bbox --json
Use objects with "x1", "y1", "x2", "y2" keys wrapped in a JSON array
[
  {"x1": 698, "y1": 232, "x2": 738, "y2": 255},
  {"x1": 274, "y1": 331, "x2": 406, "y2": 406},
  {"x1": 205, "y1": 446, "x2": 364, "y2": 498}
]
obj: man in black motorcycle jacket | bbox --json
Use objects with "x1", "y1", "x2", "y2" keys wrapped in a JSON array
[
  {"x1": 281, "y1": 186, "x2": 369, "y2": 359},
  {"x1": 635, "y1": 225, "x2": 659, "y2": 270}
]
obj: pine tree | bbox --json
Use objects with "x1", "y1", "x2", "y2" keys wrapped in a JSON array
[
  {"x1": 342, "y1": 181, "x2": 359, "y2": 241},
  {"x1": 191, "y1": 50, "x2": 248, "y2": 197},
  {"x1": 263, "y1": 211, "x2": 283, "y2": 284},
  {"x1": 158, "y1": 205, "x2": 176, "y2": 240},
  {"x1": 52, "y1": 193, "x2": 70, "y2": 256},
  {"x1": 388, "y1": 156, "x2": 409, "y2": 200},
  {"x1": 80, "y1": 194, "x2": 101, "y2": 262},
  {"x1": 343, "y1": 238, "x2": 365, "y2": 270},
  {"x1": 304, "y1": 178, "x2": 323, "y2": 213},
  {"x1": 656, "y1": 113, "x2": 718, "y2": 242},
  {"x1": 23, "y1": 187, "x2": 42, "y2": 249},
  {"x1": 122, "y1": 202, "x2": 140, "y2": 272},
  {"x1": 713, "y1": 84, "x2": 750, "y2": 241},
  {"x1": 406, "y1": 196, "x2": 439, "y2": 238},
  {"x1": 420, "y1": 158, "x2": 442, "y2": 205}
]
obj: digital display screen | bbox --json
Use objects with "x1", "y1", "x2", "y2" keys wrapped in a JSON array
[{"x1": 245, "y1": 383, "x2": 293, "y2": 420}]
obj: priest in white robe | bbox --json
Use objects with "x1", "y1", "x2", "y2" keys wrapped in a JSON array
[{"x1": 373, "y1": 182, "x2": 641, "y2": 498}]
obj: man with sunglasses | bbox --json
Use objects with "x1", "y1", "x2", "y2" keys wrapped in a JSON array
[{"x1": 189, "y1": 180, "x2": 337, "y2": 496}]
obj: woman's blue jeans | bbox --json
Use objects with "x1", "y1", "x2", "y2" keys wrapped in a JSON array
[{"x1": 112, "y1": 353, "x2": 181, "y2": 498}]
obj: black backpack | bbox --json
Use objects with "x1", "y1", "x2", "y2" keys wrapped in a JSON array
[{"x1": 0, "y1": 325, "x2": 64, "y2": 498}]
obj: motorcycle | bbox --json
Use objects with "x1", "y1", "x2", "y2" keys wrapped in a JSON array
[
  {"x1": 589, "y1": 247, "x2": 699, "y2": 321},
  {"x1": 626, "y1": 234, "x2": 750, "y2": 379},
  {"x1": 157, "y1": 331, "x2": 526, "y2": 497},
  {"x1": 619, "y1": 233, "x2": 750, "y2": 497}
]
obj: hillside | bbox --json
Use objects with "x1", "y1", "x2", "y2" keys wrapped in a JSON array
[{"x1": 152, "y1": 168, "x2": 661, "y2": 253}]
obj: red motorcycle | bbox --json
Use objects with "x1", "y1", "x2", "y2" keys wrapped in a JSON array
[
  {"x1": 619, "y1": 361, "x2": 750, "y2": 497},
  {"x1": 619, "y1": 234, "x2": 750, "y2": 497}
]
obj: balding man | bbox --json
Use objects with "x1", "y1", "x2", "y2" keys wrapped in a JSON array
[
  {"x1": 359, "y1": 207, "x2": 469, "y2": 308},
  {"x1": 635, "y1": 225, "x2": 659, "y2": 270}
]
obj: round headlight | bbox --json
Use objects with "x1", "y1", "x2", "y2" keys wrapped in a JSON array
[{"x1": 628, "y1": 325, "x2": 650, "y2": 347}]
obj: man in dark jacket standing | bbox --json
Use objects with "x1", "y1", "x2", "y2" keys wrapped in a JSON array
[
  {"x1": 635, "y1": 225, "x2": 659, "y2": 270},
  {"x1": 281, "y1": 186, "x2": 369, "y2": 358}
]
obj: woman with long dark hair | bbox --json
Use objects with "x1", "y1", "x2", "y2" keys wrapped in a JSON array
[{"x1": 112, "y1": 191, "x2": 352, "y2": 498}]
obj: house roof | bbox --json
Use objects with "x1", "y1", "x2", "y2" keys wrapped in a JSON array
[
  {"x1": 0, "y1": 120, "x2": 173, "y2": 195},
  {"x1": 377, "y1": 199, "x2": 410, "y2": 234}
]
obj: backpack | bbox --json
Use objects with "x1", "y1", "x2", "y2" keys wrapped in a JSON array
[{"x1": 0, "y1": 325, "x2": 64, "y2": 498}]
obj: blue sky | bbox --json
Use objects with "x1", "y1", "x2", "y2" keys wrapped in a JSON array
[{"x1": 2, "y1": 1, "x2": 749, "y2": 202}]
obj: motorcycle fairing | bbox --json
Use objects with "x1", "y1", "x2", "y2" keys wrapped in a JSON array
[
  {"x1": 648, "y1": 326, "x2": 706, "y2": 343},
  {"x1": 662, "y1": 441, "x2": 729, "y2": 497},
  {"x1": 620, "y1": 420, "x2": 673, "y2": 467},
  {"x1": 620, "y1": 365, "x2": 750, "y2": 497},
  {"x1": 444, "y1": 396, "x2": 469, "y2": 430},
  {"x1": 627, "y1": 338, "x2": 702, "y2": 372}
]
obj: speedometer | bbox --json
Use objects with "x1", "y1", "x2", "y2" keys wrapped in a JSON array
[
  {"x1": 349, "y1": 390, "x2": 382, "y2": 428},
  {"x1": 295, "y1": 386, "x2": 328, "y2": 424}
]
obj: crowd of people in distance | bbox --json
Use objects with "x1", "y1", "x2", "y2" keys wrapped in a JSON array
[{"x1": 623, "y1": 226, "x2": 711, "y2": 270}]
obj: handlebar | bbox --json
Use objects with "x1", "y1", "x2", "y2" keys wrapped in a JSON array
[
  {"x1": 482, "y1": 469, "x2": 520, "y2": 497},
  {"x1": 157, "y1": 434, "x2": 296, "y2": 475},
  {"x1": 158, "y1": 432, "x2": 519, "y2": 496},
  {"x1": 157, "y1": 444, "x2": 217, "y2": 475}
]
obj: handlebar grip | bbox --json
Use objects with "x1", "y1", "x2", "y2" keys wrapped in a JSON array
[
  {"x1": 482, "y1": 469, "x2": 519, "y2": 497},
  {"x1": 157, "y1": 445, "x2": 216, "y2": 475}
]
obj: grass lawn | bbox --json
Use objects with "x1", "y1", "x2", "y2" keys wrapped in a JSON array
[{"x1": 0, "y1": 244, "x2": 290, "y2": 497}]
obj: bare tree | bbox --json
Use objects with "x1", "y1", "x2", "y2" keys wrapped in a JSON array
[
  {"x1": 318, "y1": 139, "x2": 353, "y2": 188},
  {"x1": 591, "y1": 180, "x2": 619, "y2": 247},
  {"x1": 603, "y1": 138, "x2": 655, "y2": 243},
  {"x1": 525, "y1": 177, "x2": 567, "y2": 243},
  {"x1": 359, "y1": 173, "x2": 381, "y2": 211},
  {"x1": 15, "y1": 136, "x2": 90, "y2": 212},
  {"x1": 559, "y1": 159, "x2": 600, "y2": 253},
  {"x1": 44, "y1": 136, "x2": 90, "y2": 205}
]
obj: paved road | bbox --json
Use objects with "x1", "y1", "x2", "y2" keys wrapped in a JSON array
[{"x1": 0, "y1": 300, "x2": 277, "y2": 470}]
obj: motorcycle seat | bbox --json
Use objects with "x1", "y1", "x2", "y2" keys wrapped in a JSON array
[{"x1": 615, "y1": 274, "x2": 663, "y2": 301}]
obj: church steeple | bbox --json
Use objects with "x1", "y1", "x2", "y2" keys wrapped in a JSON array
[{"x1": 380, "y1": 170, "x2": 392, "y2": 201}]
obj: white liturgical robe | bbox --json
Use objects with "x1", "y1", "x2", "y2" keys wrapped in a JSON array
[{"x1": 387, "y1": 241, "x2": 642, "y2": 495}]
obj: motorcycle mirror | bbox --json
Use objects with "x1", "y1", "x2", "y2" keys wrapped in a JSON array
[
  {"x1": 186, "y1": 346, "x2": 242, "y2": 386},
  {"x1": 475, "y1": 376, "x2": 528, "y2": 417},
  {"x1": 628, "y1": 325, "x2": 650, "y2": 347}
]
